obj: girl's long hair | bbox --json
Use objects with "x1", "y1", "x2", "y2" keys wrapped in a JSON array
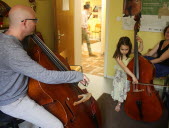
[{"x1": 113, "y1": 37, "x2": 132, "y2": 59}]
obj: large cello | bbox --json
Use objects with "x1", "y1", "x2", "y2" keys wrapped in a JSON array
[
  {"x1": 26, "y1": 33, "x2": 102, "y2": 128},
  {"x1": 124, "y1": 0, "x2": 163, "y2": 122}
]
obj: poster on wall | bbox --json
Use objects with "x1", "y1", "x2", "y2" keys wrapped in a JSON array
[{"x1": 122, "y1": 0, "x2": 169, "y2": 32}]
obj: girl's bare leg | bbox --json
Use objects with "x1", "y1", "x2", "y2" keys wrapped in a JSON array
[{"x1": 115, "y1": 101, "x2": 121, "y2": 112}]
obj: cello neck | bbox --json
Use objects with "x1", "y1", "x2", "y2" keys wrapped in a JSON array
[
  {"x1": 30, "y1": 34, "x2": 69, "y2": 71},
  {"x1": 134, "y1": 29, "x2": 139, "y2": 79},
  {"x1": 133, "y1": 14, "x2": 141, "y2": 79}
]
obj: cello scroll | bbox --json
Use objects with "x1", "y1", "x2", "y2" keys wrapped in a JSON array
[{"x1": 123, "y1": 0, "x2": 142, "y2": 17}]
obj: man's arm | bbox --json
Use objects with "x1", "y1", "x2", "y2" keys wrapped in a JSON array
[{"x1": 5, "y1": 40, "x2": 84, "y2": 84}]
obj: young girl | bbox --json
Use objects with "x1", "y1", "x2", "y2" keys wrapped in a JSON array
[{"x1": 111, "y1": 36, "x2": 143, "y2": 112}]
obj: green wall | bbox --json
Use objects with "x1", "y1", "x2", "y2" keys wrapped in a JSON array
[
  {"x1": 107, "y1": 0, "x2": 164, "y2": 77},
  {"x1": 3, "y1": 0, "x2": 55, "y2": 50}
]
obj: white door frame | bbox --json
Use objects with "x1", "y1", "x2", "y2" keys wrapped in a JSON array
[
  {"x1": 102, "y1": 0, "x2": 109, "y2": 77},
  {"x1": 74, "y1": 0, "x2": 110, "y2": 77},
  {"x1": 74, "y1": 0, "x2": 82, "y2": 65}
]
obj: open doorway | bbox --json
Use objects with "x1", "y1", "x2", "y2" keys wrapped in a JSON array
[{"x1": 81, "y1": 0, "x2": 105, "y2": 77}]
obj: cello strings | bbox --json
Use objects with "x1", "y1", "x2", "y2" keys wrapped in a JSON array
[
  {"x1": 31, "y1": 34, "x2": 69, "y2": 71},
  {"x1": 30, "y1": 34, "x2": 82, "y2": 88}
]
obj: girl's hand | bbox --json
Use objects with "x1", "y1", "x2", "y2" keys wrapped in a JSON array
[
  {"x1": 137, "y1": 35, "x2": 144, "y2": 52},
  {"x1": 132, "y1": 76, "x2": 138, "y2": 84},
  {"x1": 136, "y1": 35, "x2": 143, "y2": 43}
]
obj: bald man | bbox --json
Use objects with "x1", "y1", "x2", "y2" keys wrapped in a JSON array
[{"x1": 0, "y1": 5, "x2": 89, "y2": 128}]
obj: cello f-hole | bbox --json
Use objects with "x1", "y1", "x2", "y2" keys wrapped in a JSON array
[
  {"x1": 136, "y1": 100, "x2": 143, "y2": 119},
  {"x1": 65, "y1": 100, "x2": 75, "y2": 122}
]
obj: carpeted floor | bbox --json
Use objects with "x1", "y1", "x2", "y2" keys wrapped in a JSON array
[{"x1": 97, "y1": 93, "x2": 168, "y2": 128}]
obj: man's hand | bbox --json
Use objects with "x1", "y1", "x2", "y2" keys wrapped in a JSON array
[
  {"x1": 73, "y1": 93, "x2": 92, "y2": 106},
  {"x1": 80, "y1": 74, "x2": 89, "y2": 86}
]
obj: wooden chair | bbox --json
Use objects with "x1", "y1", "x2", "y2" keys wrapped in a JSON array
[
  {"x1": 161, "y1": 75, "x2": 169, "y2": 101},
  {"x1": 70, "y1": 65, "x2": 83, "y2": 72},
  {"x1": 92, "y1": 24, "x2": 101, "y2": 40},
  {"x1": 153, "y1": 75, "x2": 169, "y2": 108}
]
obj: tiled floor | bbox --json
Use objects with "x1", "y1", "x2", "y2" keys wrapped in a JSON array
[
  {"x1": 81, "y1": 51, "x2": 104, "y2": 77},
  {"x1": 81, "y1": 40, "x2": 104, "y2": 77}
]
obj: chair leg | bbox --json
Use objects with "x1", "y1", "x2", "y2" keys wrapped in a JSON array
[
  {"x1": 6, "y1": 119, "x2": 18, "y2": 128},
  {"x1": 6, "y1": 119, "x2": 23, "y2": 128},
  {"x1": 0, "y1": 125, "x2": 9, "y2": 128},
  {"x1": 11, "y1": 120, "x2": 19, "y2": 128},
  {"x1": 162, "y1": 76, "x2": 169, "y2": 101}
]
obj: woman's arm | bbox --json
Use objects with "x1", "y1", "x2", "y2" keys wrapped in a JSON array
[
  {"x1": 116, "y1": 58, "x2": 138, "y2": 84},
  {"x1": 145, "y1": 43, "x2": 159, "y2": 57},
  {"x1": 151, "y1": 49, "x2": 169, "y2": 64}
]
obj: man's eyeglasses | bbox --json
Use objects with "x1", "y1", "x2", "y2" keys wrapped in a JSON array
[{"x1": 21, "y1": 18, "x2": 38, "y2": 23}]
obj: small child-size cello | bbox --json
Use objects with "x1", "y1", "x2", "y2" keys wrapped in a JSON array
[{"x1": 123, "y1": 0, "x2": 163, "y2": 122}]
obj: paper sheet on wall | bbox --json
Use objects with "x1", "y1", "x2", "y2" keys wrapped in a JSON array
[
  {"x1": 122, "y1": 0, "x2": 169, "y2": 33},
  {"x1": 62, "y1": 0, "x2": 69, "y2": 11}
]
